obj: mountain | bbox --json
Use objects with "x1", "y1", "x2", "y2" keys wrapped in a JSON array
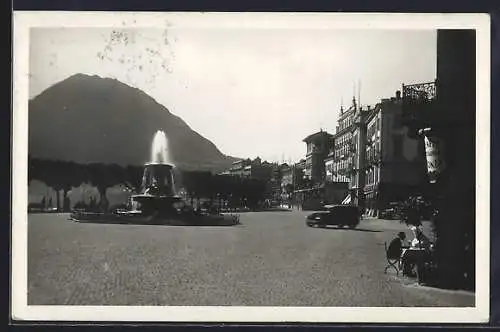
[{"x1": 28, "y1": 74, "x2": 239, "y2": 172}]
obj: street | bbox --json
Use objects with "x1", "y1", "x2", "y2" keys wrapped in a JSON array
[{"x1": 27, "y1": 211, "x2": 474, "y2": 307}]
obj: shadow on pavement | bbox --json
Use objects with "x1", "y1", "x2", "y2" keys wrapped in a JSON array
[
  {"x1": 70, "y1": 219, "x2": 242, "y2": 227},
  {"x1": 320, "y1": 226, "x2": 382, "y2": 233},
  {"x1": 223, "y1": 208, "x2": 293, "y2": 213},
  {"x1": 68, "y1": 214, "x2": 241, "y2": 227}
]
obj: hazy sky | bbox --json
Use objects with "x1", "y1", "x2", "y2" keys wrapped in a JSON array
[{"x1": 30, "y1": 27, "x2": 437, "y2": 163}]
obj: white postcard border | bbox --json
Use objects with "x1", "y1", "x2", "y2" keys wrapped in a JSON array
[{"x1": 12, "y1": 11, "x2": 491, "y2": 323}]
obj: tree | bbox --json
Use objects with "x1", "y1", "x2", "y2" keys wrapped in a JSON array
[
  {"x1": 36, "y1": 160, "x2": 63, "y2": 212},
  {"x1": 59, "y1": 161, "x2": 81, "y2": 212},
  {"x1": 88, "y1": 163, "x2": 113, "y2": 212},
  {"x1": 124, "y1": 165, "x2": 143, "y2": 192},
  {"x1": 181, "y1": 170, "x2": 197, "y2": 206}
]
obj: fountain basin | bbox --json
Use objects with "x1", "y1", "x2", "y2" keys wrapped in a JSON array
[{"x1": 69, "y1": 209, "x2": 241, "y2": 226}]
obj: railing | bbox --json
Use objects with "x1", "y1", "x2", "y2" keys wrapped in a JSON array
[
  {"x1": 402, "y1": 81, "x2": 437, "y2": 104},
  {"x1": 402, "y1": 80, "x2": 437, "y2": 137}
]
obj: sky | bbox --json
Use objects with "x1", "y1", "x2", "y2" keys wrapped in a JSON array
[{"x1": 29, "y1": 27, "x2": 437, "y2": 163}]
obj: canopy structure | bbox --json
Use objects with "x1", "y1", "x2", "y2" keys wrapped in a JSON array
[{"x1": 341, "y1": 194, "x2": 351, "y2": 205}]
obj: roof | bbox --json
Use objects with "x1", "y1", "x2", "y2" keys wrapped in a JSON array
[
  {"x1": 303, "y1": 130, "x2": 333, "y2": 143},
  {"x1": 325, "y1": 204, "x2": 358, "y2": 209},
  {"x1": 232, "y1": 158, "x2": 250, "y2": 165},
  {"x1": 338, "y1": 104, "x2": 357, "y2": 120}
]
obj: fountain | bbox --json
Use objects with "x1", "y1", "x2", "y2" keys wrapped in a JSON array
[
  {"x1": 128, "y1": 130, "x2": 182, "y2": 219},
  {"x1": 70, "y1": 130, "x2": 240, "y2": 226}
]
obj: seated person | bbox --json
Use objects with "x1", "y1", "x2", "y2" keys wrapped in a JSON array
[
  {"x1": 410, "y1": 225, "x2": 431, "y2": 250},
  {"x1": 387, "y1": 231, "x2": 408, "y2": 260},
  {"x1": 387, "y1": 232, "x2": 407, "y2": 271},
  {"x1": 401, "y1": 226, "x2": 432, "y2": 276}
]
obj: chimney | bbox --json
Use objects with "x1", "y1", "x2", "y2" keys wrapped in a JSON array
[{"x1": 396, "y1": 90, "x2": 401, "y2": 100}]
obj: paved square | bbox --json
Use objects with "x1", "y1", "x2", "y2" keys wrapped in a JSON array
[{"x1": 28, "y1": 211, "x2": 474, "y2": 306}]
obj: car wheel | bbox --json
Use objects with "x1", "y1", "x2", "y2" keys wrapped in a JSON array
[{"x1": 348, "y1": 224, "x2": 356, "y2": 229}]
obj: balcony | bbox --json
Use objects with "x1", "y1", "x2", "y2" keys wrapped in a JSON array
[
  {"x1": 402, "y1": 80, "x2": 438, "y2": 137},
  {"x1": 403, "y1": 81, "x2": 437, "y2": 103}
]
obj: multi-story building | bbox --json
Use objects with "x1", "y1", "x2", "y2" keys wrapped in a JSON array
[
  {"x1": 250, "y1": 158, "x2": 275, "y2": 182},
  {"x1": 296, "y1": 129, "x2": 354, "y2": 210},
  {"x1": 332, "y1": 98, "x2": 357, "y2": 184},
  {"x1": 224, "y1": 157, "x2": 276, "y2": 181},
  {"x1": 279, "y1": 163, "x2": 300, "y2": 205},
  {"x1": 294, "y1": 130, "x2": 331, "y2": 210},
  {"x1": 363, "y1": 91, "x2": 427, "y2": 216},
  {"x1": 294, "y1": 159, "x2": 306, "y2": 188},
  {"x1": 280, "y1": 164, "x2": 293, "y2": 189},
  {"x1": 226, "y1": 159, "x2": 252, "y2": 177},
  {"x1": 302, "y1": 130, "x2": 333, "y2": 184},
  {"x1": 324, "y1": 136, "x2": 336, "y2": 183},
  {"x1": 349, "y1": 105, "x2": 374, "y2": 207}
]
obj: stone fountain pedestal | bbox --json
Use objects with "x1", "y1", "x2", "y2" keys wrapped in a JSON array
[{"x1": 130, "y1": 162, "x2": 182, "y2": 218}]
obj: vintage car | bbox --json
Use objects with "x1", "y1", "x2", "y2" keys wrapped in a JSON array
[{"x1": 306, "y1": 204, "x2": 360, "y2": 229}]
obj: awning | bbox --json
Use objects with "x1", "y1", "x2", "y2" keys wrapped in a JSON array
[
  {"x1": 294, "y1": 187, "x2": 323, "y2": 193},
  {"x1": 341, "y1": 194, "x2": 351, "y2": 205}
]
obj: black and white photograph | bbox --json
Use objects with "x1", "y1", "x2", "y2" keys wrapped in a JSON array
[{"x1": 12, "y1": 12, "x2": 490, "y2": 323}]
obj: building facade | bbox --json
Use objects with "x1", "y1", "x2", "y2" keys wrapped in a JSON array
[
  {"x1": 302, "y1": 130, "x2": 333, "y2": 184},
  {"x1": 364, "y1": 91, "x2": 427, "y2": 216},
  {"x1": 293, "y1": 130, "x2": 332, "y2": 210},
  {"x1": 226, "y1": 159, "x2": 252, "y2": 177},
  {"x1": 332, "y1": 99, "x2": 357, "y2": 184},
  {"x1": 224, "y1": 157, "x2": 276, "y2": 182},
  {"x1": 349, "y1": 106, "x2": 373, "y2": 207},
  {"x1": 324, "y1": 136, "x2": 336, "y2": 183},
  {"x1": 402, "y1": 30, "x2": 475, "y2": 289}
]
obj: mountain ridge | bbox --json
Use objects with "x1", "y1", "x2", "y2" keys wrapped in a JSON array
[{"x1": 28, "y1": 74, "x2": 240, "y2": 172}]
